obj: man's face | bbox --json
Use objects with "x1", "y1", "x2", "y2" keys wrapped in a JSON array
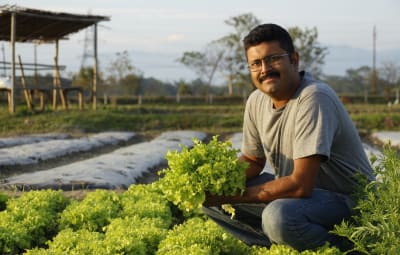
[{"x1": 246, "y1": 41, "x2": 299, "y2": 100}]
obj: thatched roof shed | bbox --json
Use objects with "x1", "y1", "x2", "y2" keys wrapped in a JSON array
[{"x1": 0, "y1": 5, "x2": 110, "y2": 112}]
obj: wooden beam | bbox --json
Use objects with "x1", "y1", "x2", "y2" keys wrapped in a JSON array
[
  {"x1": 93, "y1": 23, "x2": 98, "y2": 111},
  {"x1": 9, "y1": 11, "x2": 16, "y2": 113},
  {"x1": 52, "y1": 40, "x2": 59, "y2": 110}
]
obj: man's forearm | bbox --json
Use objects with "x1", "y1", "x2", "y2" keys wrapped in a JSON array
[
  {"x1": 204, "y1": 175, "x2": 309, "y2": 206},
  {"x1": 240, "y1": 154, "x2": 265, "y2": 179}
]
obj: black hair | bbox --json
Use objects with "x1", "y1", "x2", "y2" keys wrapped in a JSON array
[{"x1": 243, "y1": 23, "x2": 295, "y2": 54}]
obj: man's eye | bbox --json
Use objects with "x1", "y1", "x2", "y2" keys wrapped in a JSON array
[
  {"x1": 251, "y1": 61, "x2": 261, "y2": 67},
  {"x1": 270, "y1": 56, "x2": 278, "y2": 62}
]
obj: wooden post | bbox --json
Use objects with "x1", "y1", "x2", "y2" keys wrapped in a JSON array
[
  {"x1": 9, "y1": 12, "x2": 16, "y2": 113},
  {"x1": 52, "y1": 40, "x2": 59, "y2": 110},
  {"x1": 17, "y1": 55, "x2": 32, "y2": 110},
  {"x1": 54, "y1": 56, "x2": 67, "y2": 109},
  {"x1": 103, "y1": 93, "x2": 107, "y2": 105},
  {"x1": 93, "y1": 23, "x2": 98, "y2": 111},
  {"x1": 52, "y1": 40, "x2": 67, "y2": 110},
  {"x1": 78, "y1": 92, "x2": 83, "y2": 110},
  {"x1": 227, "y1": 74, "x2": 233, "y2": 96}
]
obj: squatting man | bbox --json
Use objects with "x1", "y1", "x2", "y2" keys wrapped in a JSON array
[{"x1": 203, "y1": 23, "x2": 375, "y2": 251}]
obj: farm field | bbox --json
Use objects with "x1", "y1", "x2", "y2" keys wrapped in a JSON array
[{"x1": 0, "y1": 103, "x2": 399, "y2": 254}]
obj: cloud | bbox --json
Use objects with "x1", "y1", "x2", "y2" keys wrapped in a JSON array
[{"x1": 166, "y1": 34, "x2": 185, "y2": 42}]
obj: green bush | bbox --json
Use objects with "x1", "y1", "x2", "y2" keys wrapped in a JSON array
[
  {"x1": 333, "y1": 148, "x2": 400, "y2": 254},
  {"x1": 104, "y1": 216, "x2": 167, "y2": 254},
  {"x1": 0, "y1": 190, "x2": 69, "y2": 254},
  {"x1": 249, "y1": 244, "x2": 342, "y2": 255},
  {"x1": 120, "y1": 184, "x2": 173, "y2": 228},
  {"x1": 3, "y1": 147, "x2": 400, "y2": 254},
  {"x1": 156, "y1": 217, "x2": 249, "y2": 255},
  {"x1": 24, "y1": 228, "x2": 107, "y2": 255},
  {"x1": 0, "y1": 192, "x2": 8, "y2": 211},
  {"x1": 59, "y1": 189, "x2": 121, "y2": 232}
]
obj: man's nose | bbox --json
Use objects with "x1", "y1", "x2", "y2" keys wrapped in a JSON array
[{"x1": 260, "y1": 60, "x2": 272, "y2": 73}]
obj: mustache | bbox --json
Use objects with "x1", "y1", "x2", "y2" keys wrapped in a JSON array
[{"x1": 259, "y1": 71, "x2": 280, "y2": 82}]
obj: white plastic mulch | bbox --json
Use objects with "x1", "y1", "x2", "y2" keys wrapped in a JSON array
[
  {"x1": 1, "y1": 130, "x2": 397, "y2": 190},
  {"x1": 0, "y1": 132, "x2": 136, "y2": 166},
  {"x1": 0, "y1": 133, "x2": 70, "y2": 148},
  {"x1": 370, "y1": 131, "x2": 400, "y2": 148},
  {"x1": 3, "y1": 131, "x2": 207, "y2": 190}
]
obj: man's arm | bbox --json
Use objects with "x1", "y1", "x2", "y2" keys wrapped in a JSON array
[
  {"x1": 240, "y1": 154, "x2": 266, "y2": 180},
  {"x1": 204, "y1": 154, "x2": 322, "y2": 206}
]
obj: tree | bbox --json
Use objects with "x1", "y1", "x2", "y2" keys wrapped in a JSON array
[
  {"x1": 214, "y1": 13, "x2": 261, "y2": 95},
  {"x1": 177, "y1": 46, "x2": 224, "y2": 95},
  {"x1": 178, "y1": 13, "x2": 327, "y2": 96},
  {"x1": 322, "y1": 66, "x2": 371, "y2": 96},
  {"x1": 288, "y1": 27, "x2": 328, "y2": 78},
  {"x1": 71, "y1": 66, "x2": 94, "y2": 90},
  {"x1": 175, "y1": 79, "x2": 192, "y2": 96},
  {"x1": 379, "y1": 61, "x2": 400, "y2": 101},
  {"x1": 177, "y1": 13, "x2": 261, "y2": 96},
  {"x1": 120, "y1": 74, "x2": 140, "y2": 95},
  {"x1": 346, "y1": 66, "x2": 372, "y2": 96},
  {"x1": 106, "y1": 50, "x2": 140, "y2": 86}
]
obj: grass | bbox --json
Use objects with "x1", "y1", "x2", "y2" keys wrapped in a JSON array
[
  {"x1": 2, "y1": 102, "x2": 400, "y2": 136},
  {"x1": 0, "y1": 104, "x2": 245, "y2": 137}
]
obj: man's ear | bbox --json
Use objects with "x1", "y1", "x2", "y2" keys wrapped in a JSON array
[{"x1": 291, "y1": 52, "x2": 300, "y2": 70}]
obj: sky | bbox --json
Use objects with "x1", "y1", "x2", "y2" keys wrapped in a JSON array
[{"x1": 2, "y1": 0, "x2": 400, "y2": 84}]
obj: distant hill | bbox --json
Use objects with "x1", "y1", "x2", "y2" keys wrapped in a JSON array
[{"x1": 323, "y1": 45, "x2": 400, "y2": 76}]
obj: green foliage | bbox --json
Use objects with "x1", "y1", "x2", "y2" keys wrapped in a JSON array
[
  {"x1": 0, "y1": 192, "x2": 8, "y2": 211},
  {"x1": 24, "y1": 228, "x2": 106, "y2": 255},
  {"x1": 351, "y1": 113, "x2": 400, "y2": 131},
  {"x1": 333, "y1": 148, "x2": 400, "y2": 254},
  {"x1": 120, "y1": 184, "x2": 173, "y2": 228},
  {"x1": 3, "y1": 137, "x2": 400, "y2": 254},
  {"x1": 158, "y1": 135, "x2": 248, "y2": 213},
  {"x1": 0, "y1": 190, "x2": 69, "y2": 254},
  {"x1": 104, "y1": 216, "x2": 167, "y2": 255},
  {"x1": 105, "y1": 50, "x2": 136, "y2": 85},
  {"x1": 71, "y1": 66, "x2": 95, "y2": 90},
  {"x1": 288, "y1": 26, "x2": 328, "y2": 78},
  {"x1": 156, "y1": 217, "x2": 249, "y2": 255},
  {"x1": 59, "y1": 189, "x2": 121, "y2": 232},
  {"x1": 249, "y1": 243, "x2": 342, "y2": 255}
]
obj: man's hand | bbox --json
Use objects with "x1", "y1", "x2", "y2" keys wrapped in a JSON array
[
  {"x1": 203, "y1": 193, "x2": 226, "y2": 207},
  {"x1": 203, "y1": 192, "x2": 245, "y2": 207},
  {"x1": 203, "y1": 155, "x2": 323, "y2": 206}
]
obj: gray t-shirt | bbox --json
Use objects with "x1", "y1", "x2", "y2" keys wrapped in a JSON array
[{"x1": 242, "y1": 72, "x2": 375, "y2": 195}]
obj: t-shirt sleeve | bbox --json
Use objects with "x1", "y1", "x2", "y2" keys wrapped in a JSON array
[
  {"x1": 241, "y1": 96, "x2": 265, "y2": 159},
  {"x1": 293, "y1": 90, "x2": 339, "y2": 160}
]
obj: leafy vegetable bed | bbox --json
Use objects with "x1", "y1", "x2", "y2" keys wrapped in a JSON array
[{"x1": 1, "y1": 139, "x2": 399, "y2": 255}]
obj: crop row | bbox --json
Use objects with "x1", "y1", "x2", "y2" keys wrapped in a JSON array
[{"x1": 1, "y1": 147, "x2": 399, "y2": 254}]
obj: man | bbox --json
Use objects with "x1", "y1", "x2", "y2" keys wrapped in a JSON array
[{"x1": 203, "y1": 23, "x2": 375, "y2": 251}]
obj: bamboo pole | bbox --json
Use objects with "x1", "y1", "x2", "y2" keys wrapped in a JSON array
[
  {"x1": 93, "y1": 23, "x2": 98, "y2": 111},
  {"x1": 52, "y1": 40, "x2": 58, "y2": 110},
  {"x1": 9, "y1": 12, "x2": 16, "y2": 113},
  {"x1": 17, "y1": 55, "x2": 33, "y2": 110}
]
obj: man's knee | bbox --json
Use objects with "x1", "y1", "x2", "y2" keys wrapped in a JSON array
[{"x1": 261, "y1": 199, "x2": 299, "y2": 246}]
